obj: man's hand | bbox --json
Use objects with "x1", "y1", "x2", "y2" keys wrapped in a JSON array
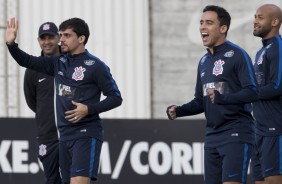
[
  {"x1": 166, "y1": 105, "x2": 177, "y2": 120},
  {"x1": 208, "y1": 88, "x2": 215, "y2": 103},
  {"x1": 65, "y1": 101, "x2": 89, "y2": 123},
  {"x1": 6, "y1": 17, "x2": 18, "y2": 45}
]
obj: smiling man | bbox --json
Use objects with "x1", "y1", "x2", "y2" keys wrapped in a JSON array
[
  {"x1": 251, "y1": 4, "x2": 282, "y2": 184},
  {"x1": 6, "y1": 17, "x2": 123, "y2": 184},
  {"x1": 167, "y1": 5, "x2": 257, "y2": 184}
]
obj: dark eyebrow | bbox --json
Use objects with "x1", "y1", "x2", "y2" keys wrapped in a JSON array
[
  {"x1": 60, "y1": 32, "x2": 71, "y2": 36},
  {"x1": 255, "y1": 14, "x2": 264, "y2": 18},
  {"x1": 200, "y1": 19, "x2": 214, "y2": 24}
]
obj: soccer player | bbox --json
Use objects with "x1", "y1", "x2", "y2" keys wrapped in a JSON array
[
  {"x1": 251, "y1": 4, "x2": 282, "y2": 184},
  {"x1": 24, "y1": 22, "x2": 61, "y2": 184},
  {"x1": 6, "y1": 17, "x2": 122, "y2": 184},
  {"x1": 166, "y1": 5, "x2": 257, "y2": 184}
]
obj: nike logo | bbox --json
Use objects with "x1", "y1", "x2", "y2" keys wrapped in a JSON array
[
  {"x1": 228, "y1": 173, "x2": 239, "y2": 178},
  {"x1": 265, "y1": 167, "x2": 273, "y2": 172},
  {"x1": 75, "y1": 168, "x2": 86, "y2": 173},
  {"x1": 38, "y1": 78, "x2": 46, "y2": 82}
]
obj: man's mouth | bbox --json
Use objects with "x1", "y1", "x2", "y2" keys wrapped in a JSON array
[
  {"x1": 201, "y1": 32, "x2": 209, "y2": 41},
  {"x1": 254, "y1": 25, "x2": 260, "y2": 30},
  {"x1": 43, "y1": 46, "x2": 52, "y2": 50}
]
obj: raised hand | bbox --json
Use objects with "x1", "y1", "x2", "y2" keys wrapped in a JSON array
[{"x1": 5, "y1": 17, "x2": 18, "y2": 45}]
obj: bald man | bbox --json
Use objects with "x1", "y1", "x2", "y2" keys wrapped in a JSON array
[{"x1": 251, "y1": 4, "x2": 282, "y2": 184}]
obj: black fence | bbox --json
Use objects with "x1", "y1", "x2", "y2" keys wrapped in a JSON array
[{"x1": 0, "y1": 118, "x2": 252, "y2": 184}]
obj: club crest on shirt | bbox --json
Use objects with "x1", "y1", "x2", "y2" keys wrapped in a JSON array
[
  {"x1": 72, "y1": 66, "x2": 86, "y2": 81},
  {"x1": 39, "y1": 144, "x2": 47, "y2": 156},
  {"x1": 257, "y1": 50, "x2": 265, "y2": 65},
  {"x1": 213, "y1": 59, "x2": 225, "y2": 76}
]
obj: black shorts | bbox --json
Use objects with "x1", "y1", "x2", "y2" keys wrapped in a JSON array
[
  {"x1": 253, "y1": 134, "x2": 282, "y2": 178},
  {"x1": 59, "y1": 138, "x2": 103, "y2": 183},
  {"x1": 38, "y1": 140, "x2": 62, "y2": 184},
  {"x1": 251, "y1": 137, "x2": 264, "y2": 182},
  {"x1": 204, "y1": 142, "x2": 252, "y2": 184}
]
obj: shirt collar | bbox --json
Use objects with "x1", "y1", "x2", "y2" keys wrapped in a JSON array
[{"x1": 262, "y1": 35, "x2": 281, "y2": 46}]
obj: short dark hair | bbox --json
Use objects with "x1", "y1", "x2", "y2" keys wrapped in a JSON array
[
  {"x1": 59, "y1": 18, "x2": 90, "y2": 45},
  {"x1": 203, "y1": 5, "x2": 231, "y2": 35}
]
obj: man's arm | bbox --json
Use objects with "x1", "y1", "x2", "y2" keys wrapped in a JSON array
[
  {"x1": 257, "y1": 37, "x2": 282, "y2": 99},
  {"x1": 212, "y1": 50, "x2": 258, "y2": 104},
  {"x1": 6, "y1": 18, "x2": 55, "y2": 75},
  {"x1": 167, "y1": 66, "x2": 204, "y2": 120},
  {"x1": 211, "y1": 87, "x2": 257, "y2": 104},
  {"x1": 166, "y1": 97, "x2": 204, "y2": 120},
  {"x1": 66, "y1": 61, "x2": 123, "y2": 123},
  {"x1": 87, "y1": 62, "x2": 122, "y2": 115}
]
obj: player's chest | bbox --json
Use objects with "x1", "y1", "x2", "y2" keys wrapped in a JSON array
[
  {"x1": 254, "y1": 48, "x2": 268, "y2": 72},
  {"x1": 57, "y1": 59, "x2": 95, "y2": 83},
  {"x1": 199, "y1": 56, "x2": 234, "y2": 82}
]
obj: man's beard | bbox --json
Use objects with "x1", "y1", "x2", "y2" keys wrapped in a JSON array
[{"x1": 253, "y1": 26, "x2": 271, "y2": 38}]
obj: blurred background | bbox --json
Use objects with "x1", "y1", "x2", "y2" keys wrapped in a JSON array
[{"x1": 0, "y1": 0, "x2": 281, "y2": 120}]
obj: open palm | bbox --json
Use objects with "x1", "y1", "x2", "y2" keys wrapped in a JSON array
[{"x1": 5, "y1": 17, "x2": 18, "y2": 44}]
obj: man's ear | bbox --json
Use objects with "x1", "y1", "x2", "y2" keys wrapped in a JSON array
[
  {"x1": 272, "y1": 18, "x2": 280, "y2": 27},
  {"x1": 79, "y1": 35, "x2": 86, "y2": 44},
  {"x1": 220, "y1": 25, "x2": 228, "y2": 34}
]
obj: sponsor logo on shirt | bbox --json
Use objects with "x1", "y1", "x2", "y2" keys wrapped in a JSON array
[
  {"x1": 72, "y1": 66, "x2": 86, "y2": 81},
  {"x1": 212, "y1": 59, "x2": 225, "y2": 76},
  {"x1": 224, "y1": 50, "x2": 234, "y2": 58},
  {"x1": 203, "y1": 82, "x2": 229, "y2": 96},
  {"x1": 57, "y1": 84, "x2": 76, "y2": 98},
  {"x1": 84, "y1": 59, "x2": 95, "y2": 66}
]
